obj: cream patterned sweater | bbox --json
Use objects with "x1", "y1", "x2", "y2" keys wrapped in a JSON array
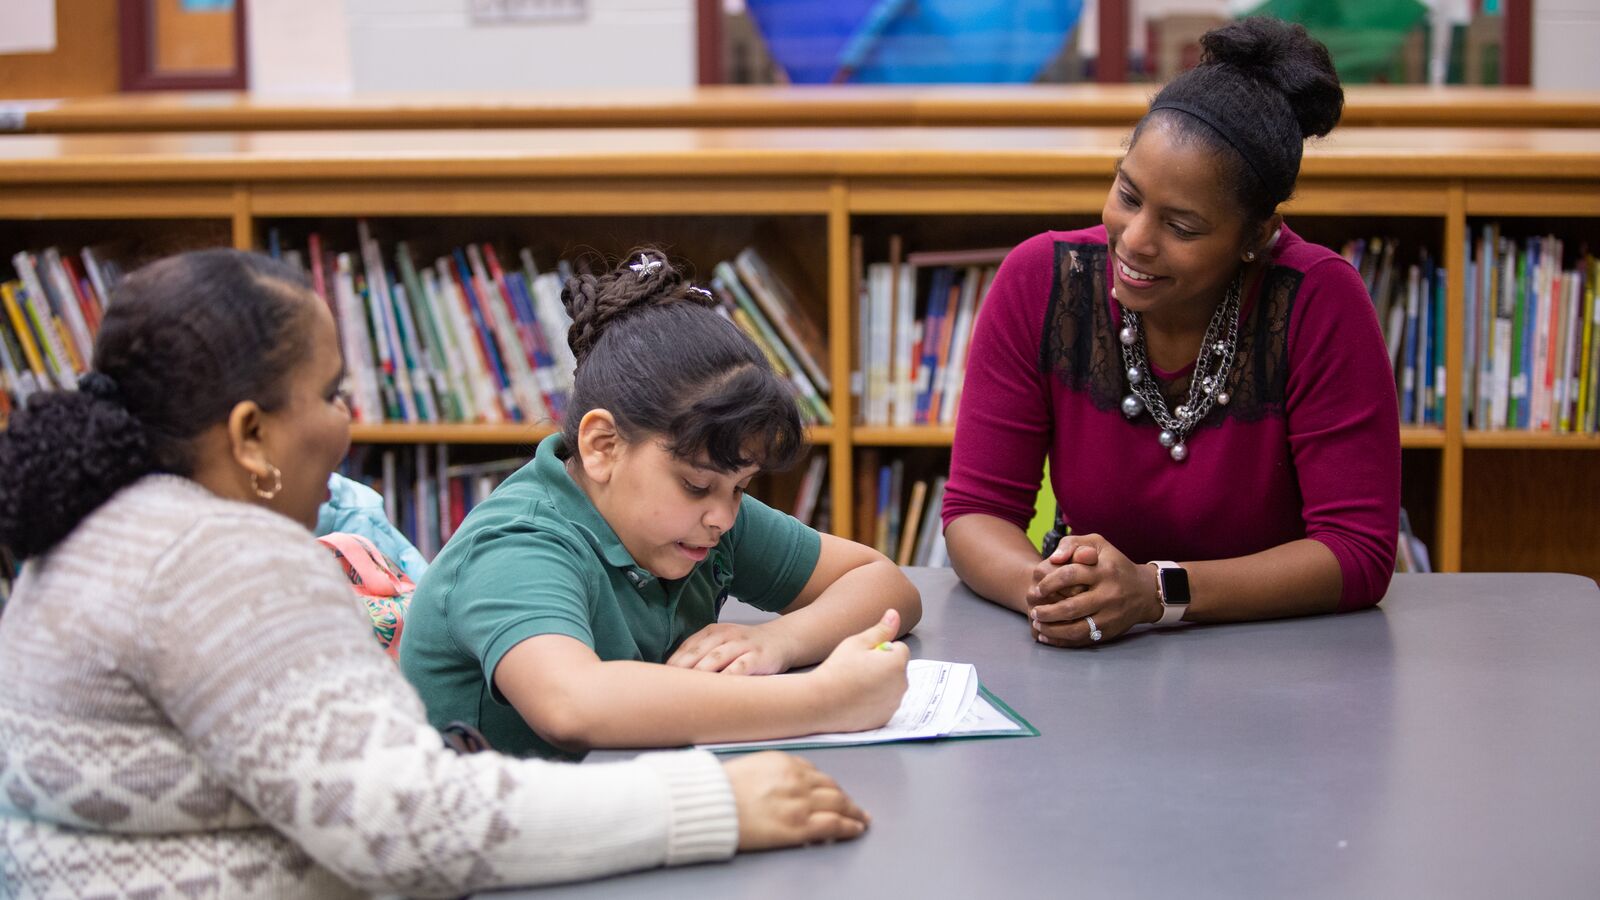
[{"x1": 0, "y1": 476, "x2": 738, "y2": 898}]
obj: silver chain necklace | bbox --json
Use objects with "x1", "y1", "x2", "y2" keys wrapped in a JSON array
[{"x1": 1117, "y1": 273, "x2": 1242, "y2": 462}]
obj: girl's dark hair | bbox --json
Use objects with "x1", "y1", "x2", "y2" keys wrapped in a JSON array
[
  {"x1": 1131, "y1": 16, "x2": 1344, "y2": 223},
  {"x1": 0, "y1": 249, "x2": 315, "y2": 560},
  {"x1": 559, "y1": 248, "x2": 804, "y2": 474}
]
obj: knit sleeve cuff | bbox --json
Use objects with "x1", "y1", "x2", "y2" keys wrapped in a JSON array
[{"x1": 634, "y1": 750, "x2": 738, "y2": 866}]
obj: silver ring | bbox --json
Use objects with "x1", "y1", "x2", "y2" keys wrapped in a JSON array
[{"x1": 1085, "y1": 615, "x2": 1103, "y2": 642}]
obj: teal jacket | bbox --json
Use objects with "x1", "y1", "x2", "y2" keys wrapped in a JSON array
[{"x1": 314, "y1": 474, "x2": 429, "y2": 580}]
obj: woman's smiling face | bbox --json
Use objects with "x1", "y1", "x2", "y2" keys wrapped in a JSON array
[{"x1": 1101, "y1": 120, "x2": 1259, "y2": 325}]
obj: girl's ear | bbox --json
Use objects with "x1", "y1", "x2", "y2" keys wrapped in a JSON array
[
  {"x1": 576, "y1": 409, "x2": 624, "y2": 485},
  {"x1": 225, "y1": 399, "x2": 276, "y2": 490}
]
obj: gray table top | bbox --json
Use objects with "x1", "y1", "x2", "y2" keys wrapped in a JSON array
[{"x1": 498, "y1": 570, "x2": 1600, "y2": 899}]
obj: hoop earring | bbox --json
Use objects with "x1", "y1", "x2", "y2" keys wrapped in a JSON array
[{"x1": 252, "y1": 464, "x2": 283, "y2": 500}]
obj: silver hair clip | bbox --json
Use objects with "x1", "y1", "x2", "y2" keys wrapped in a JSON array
[
  {"x1": 687, "y1": 286, "x2": 713, "y2": 299},
  {"x1": 629, "y1": 254, "x2": 663, "y2": 277}
]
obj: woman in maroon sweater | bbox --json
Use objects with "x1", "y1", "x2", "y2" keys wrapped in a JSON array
[{"x1": 941, "y1": 18, "x2": 1399, "y2": 647}]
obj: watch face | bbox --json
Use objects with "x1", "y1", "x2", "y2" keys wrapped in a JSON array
[{"x1": 1161, "y1": 566, "x2": 1191, "y2": 605}]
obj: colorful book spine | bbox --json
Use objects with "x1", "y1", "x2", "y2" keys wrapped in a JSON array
[
  {"x1": 449, "y1": 249, "x2": 518, "y2": 422},
  {"x1": 358, "y1": 221, "x2": 419, "y2": 423},
  {"x1": 11, "y1": 256, "x2": 75, "y2": 390},
  {"x1": 332, "y1": 254, "x2": 383, "y2": 422},
  {"x1": 2, "y1": 281, "x2": 50, "y2": 389}
]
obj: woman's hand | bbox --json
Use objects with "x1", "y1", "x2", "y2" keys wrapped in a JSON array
[
  {"x1": 1027, "y1": 534, "x2": 1162, "y2": 647},
  {"x1": 666, "y1": 621, "x2": 798, "y2": 676},
  {"x1": 1027, "y1": 541, "x2": 1099, "y2": 608},
  {"x1": 810, "y1": 609, "x2": 910, "y2": 732},
  {"x1": 724, "y1": 751, "x2": 870, "y2": 849}
]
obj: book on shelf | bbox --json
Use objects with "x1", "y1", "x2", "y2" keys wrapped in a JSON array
[
  {"x1": 734, "y1": 247, "x2": 831, "y2": 394},
  {"x1": 268, "y1": 223, "x2": 579, "y2": 429},
  {"x1": 0, "y1": 246, "x2": 121, "y2": 409},
  {"x1": 896, "y1": 479, "x2": 928, "y2": 566},
  {"x1": 855, "y1": 463, "x2": 950, "y2": 568},
  {"x1": 792, "y1": 453, "x2": 828, "y2": 528},
  {"x1": 1394, "y1": 507, "x2": 1431, "y2": 574},
  {"x1": 1340, "y1": 237, "x2": 1448, "y2": 428},
  {"x1": 342, "y1": 445, "x2": 529, "y2": 557},
  {"x1": 1462, "y1": 227, "x2": 1597, "y2": 435},
  {"x1": 855, "y1": 448, "x2": 879, "y2": 552},
  {"x1": 874, "y1": 458, "x2": 897, "y2": 557},
  {"x1": 914, "y1": 476, "x2": 951, "y2": 567},
  {"x1": 855, "y1": 236, "x2": 1003, "y2": 429},
  {"x1": 711, "y1": 259, "x2": 833, "y2": 427}
]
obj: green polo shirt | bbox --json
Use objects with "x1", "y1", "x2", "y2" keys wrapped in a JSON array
[{"x1": 399, "y1": 433, "x2": 822, "y2": 758}]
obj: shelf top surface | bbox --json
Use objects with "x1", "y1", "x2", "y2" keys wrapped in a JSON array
[
  {"x1": 4, "y1": 124, "x2": 1600, "y2": 182},
  {"x1": 6, "y1": 85, "x2": 1599, "y2": 132}
]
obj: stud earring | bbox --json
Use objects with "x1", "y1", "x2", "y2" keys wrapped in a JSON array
[
  {"x1": 1244, "y1": 250, "x2": 1257, "y2": 262},
  {"x1": 252, "y1": 464, "x2": 283, "y2": 500}
]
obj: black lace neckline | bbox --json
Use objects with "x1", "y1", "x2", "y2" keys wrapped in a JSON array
[{"x1": 1039, "y1": 241, "x2": 1301, "y2": 429}]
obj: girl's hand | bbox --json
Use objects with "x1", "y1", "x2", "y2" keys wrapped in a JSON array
[
  {"x1": 811, "y1": 609, "x2": 909, "y2": 732},
  {"x1": 723, "y1": 752, "x2": 870, "y2": 850},
  {"x1": 666, "y1": 621, "x2": 797, "y2": 675},
  {"x1": 1028, "y1": 534, "x2": 1162, "y2": 647}
]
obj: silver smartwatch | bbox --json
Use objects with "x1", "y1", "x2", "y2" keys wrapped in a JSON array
[{"x1": 1149, "y1": 560, "x2": 1190, "y2": 626}]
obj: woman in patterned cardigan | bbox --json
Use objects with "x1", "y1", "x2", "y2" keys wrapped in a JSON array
[{"x1": 0, "y1": 249, "x2": 883, "y2": 898}]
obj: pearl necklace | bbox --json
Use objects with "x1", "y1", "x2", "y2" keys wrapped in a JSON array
[{"x1": 1117, "y1": 273, "x2": 1242, "y2": 462}]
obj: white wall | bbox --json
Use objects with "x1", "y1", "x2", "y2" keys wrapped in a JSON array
[
  {"x1": 1534, "y1": 0, "x2": 1600, "y2": 89},
  {"x1": 249, "y1": 0, "x2": 354, "y2": 95},
  {"x1": 344, "y1": 0, "x2": 696, "y2": 92}
]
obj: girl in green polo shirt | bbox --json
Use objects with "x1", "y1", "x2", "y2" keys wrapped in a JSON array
[{"x1": 400, "y1": 250, "x2": 922, "y2": 758}]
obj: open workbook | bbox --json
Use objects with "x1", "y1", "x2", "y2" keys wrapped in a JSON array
[{"x1": 696, "y1": 660, "x2": 1036, "y2": 753}]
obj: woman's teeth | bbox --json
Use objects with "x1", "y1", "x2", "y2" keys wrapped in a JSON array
[{"x1": 1119, "y1": 260, "x2": 1157, "y2": 282}]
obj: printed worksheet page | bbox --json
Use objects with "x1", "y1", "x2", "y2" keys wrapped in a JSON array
[{"x1": 696, "y1": 660, "x2": 978, "y2": 751}]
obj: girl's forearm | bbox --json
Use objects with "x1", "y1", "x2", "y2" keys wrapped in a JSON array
[
  {"x1": 536, "y1": 660, "x2": 836, "y2": 751},
  {"x1": 764, "y1": 560, "x2": 921, "y2": 667}
]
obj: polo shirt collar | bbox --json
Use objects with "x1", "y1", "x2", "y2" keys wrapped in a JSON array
[{"x1": 532, "y1": 433, "x2": 642, "y2": 572}]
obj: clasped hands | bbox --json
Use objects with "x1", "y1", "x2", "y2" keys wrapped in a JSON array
[{"x1": 1027, "y1": 534, "x2": 1163, "y2": 647}]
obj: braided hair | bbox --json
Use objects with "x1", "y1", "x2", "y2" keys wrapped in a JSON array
[
  {"x1": 1132, "y1": 16, "x2": 1344, "y2": 223},
  {"x1": 0, "y1": 249, "x2": 315, "y2": 560},
  {"x1": 559, "y1": 247, "x2": 804, "y2": 474}
]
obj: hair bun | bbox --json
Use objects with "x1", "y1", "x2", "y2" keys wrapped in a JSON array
[
  {"x1": 561, "y1": 249, "x2": 699, "y2": 366},
  {"x1": 1199, "y1": 16, "x2": 1343, "y2": 139},
  {"x1": 78, "y1": 371, "x2": 121, "y2": 403},
  {"x1": 0, "y1": 390, "x2": 152, "y2": 559}
]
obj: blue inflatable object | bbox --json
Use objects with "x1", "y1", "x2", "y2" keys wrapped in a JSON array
[{"x1": 745, "y1": 0, "x2": 1083, "y2": 84}]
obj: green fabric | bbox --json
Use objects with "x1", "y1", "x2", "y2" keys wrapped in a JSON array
[
  {"x1": 1025, "y1": 462, "x2": 1054, "y2": 551},
  {"x1": 1240, "y1": 2, "x2": 1429, "y2": 83},
  {"x1": 399, "y1": 433, "x2": 822, "y2": 759}
]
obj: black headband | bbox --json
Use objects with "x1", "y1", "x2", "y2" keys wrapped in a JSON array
[{"x1": 1148, "y1": 99, "x2": 1269, "y2": 190}]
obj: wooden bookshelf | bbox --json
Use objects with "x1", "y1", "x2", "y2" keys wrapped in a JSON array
[
  {"x1": 349, "y1": 423, "x2": 555, "y2": 445},
  {"x1": 347, "y1": 423, "x2": 838, "y2": 446},
  {"x1": 1400, "y1": 428, "x2": 1449, "y2": 449},
  {"x1": 851, "y1": 428, "x2": 1451, "y2": 450},
  {"x1": 1462, "y1": 432, "x2": 1600, "y2": 450},
  {"x1": 853, "y1": 427, "x2": 960, "y2": 447},
  {"x1": 2, "y1": 125, "x2": 1596, "y2": 579},
  {"x1": 8, "y1": 86, "x2": 1600, "y2": 134}
]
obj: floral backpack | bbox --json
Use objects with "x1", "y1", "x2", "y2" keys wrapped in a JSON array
[{"x1": 316, "y1": 532, "x2": 416, "y2": 659}]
